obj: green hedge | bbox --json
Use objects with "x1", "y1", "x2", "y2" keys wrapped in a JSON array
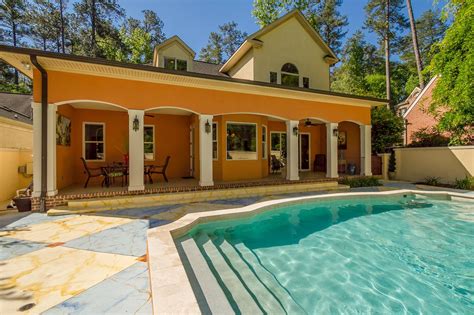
[{"x1": 339, "y1": 176, "x2": 382, "y2": 188}]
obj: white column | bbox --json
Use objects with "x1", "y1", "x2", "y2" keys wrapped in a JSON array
[
  {"x1": 199, "y1": 115, "x2": 214, "y2": 186},
  {"x1": 32, "y1": 102, "x2": 42, "y2": 197},
  {"x1": 128, "y1": 110, "x2": 145, "y2": 191},
  {"x1": 47, "y1": 104, "x2": 57, "y2": 196},
  {"x1": 286, "y1": 120, "x2": 299, "y2": 181},
  {"x1": 360, "y1": 124, "x2": 372, "y2": 176},
  {"x1": 326, "y1": 122, "x2": 338, "y2": 178}
]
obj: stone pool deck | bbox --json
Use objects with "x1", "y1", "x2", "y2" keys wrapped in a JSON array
[{"x1": 0, "y1": 181, "x2": 472, "y2": 314}]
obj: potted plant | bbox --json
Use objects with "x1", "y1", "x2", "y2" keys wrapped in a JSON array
[
  {"x1": 388, "y1": 150, "x2": 396, "y2": 180},
  {"x1": 13, "y1": 196, "x2": 31, "y2": 212}
]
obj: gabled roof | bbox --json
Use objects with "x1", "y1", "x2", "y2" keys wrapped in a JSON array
[
  {"x1": 220, "y1": 9, "x2": 339, "y2": 73},
  {"x1": 403, "y1": 76, "x2": 438, "y2": 119},
  {"x1": 153, "y1": 35, "x2": 196, "y2": 66},
  {"x1": 0, "y1": 92, "x2": 32, "y2": 124}
]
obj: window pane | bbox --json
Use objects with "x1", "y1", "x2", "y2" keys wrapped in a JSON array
[
  {"x1": 212, "y1": 142, "x2": 218, "y2": 160},
  {"x1": 227, "y1": 123, "x2": 257, "y2": 160},
  {"x1": 144, "y1": 143, "x2": 154, "y2": 160},
  {"x1": 85, "y1": 124, "x2": 103, "y2": 142},
  {"x1": 85, "y1": 142, "x2": 104, "y2": 160},
  {"x1": 212, "y1": 123, "x2": 217, "y2": 141},
  {"x1": 303, "y1": 77, "x2": 309, "y2": 88},
  {"x1": 271, "y1": 133, "x2": 280, "y2": 151},
  {"x1": 164, "y1": 58, "x2": 175, "y2": 70},
  {"x1": 281, "y1": 73, "x2": 299, "y2": 87},
  {"x1": 281, "y1": 63, "x2": 298, "y2": 74},
  {"x1": 144, "y1": 126, "x2": 154, "y2": 142},
  {"x1": 176, "y1": 59, "x2": 187, "y2": 71},
  {"x1": 270, "y1": 72, "x2": 277, "y2": 84}
]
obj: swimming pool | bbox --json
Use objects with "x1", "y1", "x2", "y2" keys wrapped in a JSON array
[{"x1": 180, "y1": 193, "x2": 474, "y2": 314}]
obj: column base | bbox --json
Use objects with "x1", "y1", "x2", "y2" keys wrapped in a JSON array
[
  {"x1": 128, "y1": 185, "x2": 145, "y2": 192},
  {"x1": 199, "y1": 180, "x2": 214, "y2": 187},
  {"x1": 361, "y1": 172, "x2": 373, "y2": 176},
  {"x1": 286, "y1": 175, "x2": 300, "y2": 181},
  {"x1": 46, "y1": 190, "x2": 58, "y2": 197},
  {"x1": 326, "y1": 172, "x2": 339, "y2": 179}
]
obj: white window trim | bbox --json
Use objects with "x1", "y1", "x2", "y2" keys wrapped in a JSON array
[
  {"x1": 164, "y1": 56, "x2": 187, "y2": 71},
  {"x1": 144, "y1": 124, "x2": 155, "y2": 161},
  {"x1": 83, "y1": 122, "x2": 106, "y2": 162},
  {"x1": 226, "y1": 121, "x2": 258, "y2": 161},
  {"x1": 212, "y1": 122, "x2": 218, "y2": 161},
  {"x1": 299, "y1": 132, "x2": 311, "y2": 171},
  {"x1": 262, "y1": 125, "x2": 267, "y2": 160}
]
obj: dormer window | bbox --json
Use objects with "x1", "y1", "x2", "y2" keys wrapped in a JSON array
[
  {"x1": 164, "y1": 57, "x2": 187, "y2": 71},
  {"x1": 281, "y1": 63, "x2": 299, "y2": 87}
]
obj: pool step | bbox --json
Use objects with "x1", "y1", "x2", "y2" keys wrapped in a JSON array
[
  {"x1": 216, "y1": 238, "x2": 286, "y2": 314},
  {"x1": 234, "y1": 243, "x2": 306, "y2": 314},
  {"x1": 196, "y1": 234, "x2": 263, "y2": 314},
  {"x1": 179, "y1": 236, "x2": 234, "y2": 314}
]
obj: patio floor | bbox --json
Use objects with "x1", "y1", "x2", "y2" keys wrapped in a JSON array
[{"x1": 4, "y1": 181, "x2": 468, "y2": 314}]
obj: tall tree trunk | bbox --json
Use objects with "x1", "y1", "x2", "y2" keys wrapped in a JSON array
[
  {"x1": 12, "y1": 21, "x2": 19, "y2": 85},
  {"x1": 91, "y1": 0, "x2": 97, "y2": 56},
  {"x1": 385, "y1": 0, "x2": 391, "y2": 103},
  {"x1": 406, "y1": 0, "x2": 424, "y2": 89},
  {"x1": 59, "y1": 0, "x2": 66, "y2": 53},
  {"x1": 43, "y1": 38, "x2": 47, "y2": 51}
]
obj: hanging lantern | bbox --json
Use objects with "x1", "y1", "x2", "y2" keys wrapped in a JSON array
[{"x1": 133, "y1": 115, "x2": 140, "y2": 132}]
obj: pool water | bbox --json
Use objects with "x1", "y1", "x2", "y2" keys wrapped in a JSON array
[{"x1": 187, "y1": 194, "x2": 474, "y2": 313}]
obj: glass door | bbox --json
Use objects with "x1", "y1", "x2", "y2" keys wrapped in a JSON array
[{"x1": 299, "y1": 133, "x2": 310, "y2": 171}]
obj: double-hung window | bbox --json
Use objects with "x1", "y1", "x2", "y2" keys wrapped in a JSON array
[
  {"x1": 212, "y1": 122, "x2": 218, "y2": 160},
  {"x1": 84, "y1": 123, "x2": 105, "y2": 161},
  {"x1": 164, "y1": 57, "x2": 187, "y2": 71},
  {"x1": 144, "y1": 125, "x2": 155, "y2": 161},
  {"x1": 262, "y1": 125, "x2": 267, "y2": 159}
]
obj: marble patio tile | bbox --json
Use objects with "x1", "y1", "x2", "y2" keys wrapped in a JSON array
[
  {"x1": 0, "y1": 237, "x2": 46, "y2": 260},
  {"x1": 43, "y1": 262, "x2": 151, "y2": 315},
  {"x1": 103, "y1": 204, "x2": 182, "y2": 219},
  {"x1": 0, "y1": 213, "x2": 73, "y2": 231},
  {"x1": 0, "y1": 215, "x2": 133, "y2": 243},
  {"x1": 148, "y1": 202, "x2": 237, "y2": 221},
  {"x1": 0, "y1": 246, "x2": 137, "y2": 315},
  {"x1": 64, "y1": 220, "x2": 148, "y2": 257}
]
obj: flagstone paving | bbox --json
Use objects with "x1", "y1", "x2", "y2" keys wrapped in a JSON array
[{"x1": 0, "y1": 182, "x2": 470, "y2": 314}]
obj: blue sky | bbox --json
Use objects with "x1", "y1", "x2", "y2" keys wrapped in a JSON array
[{"x1": 121, "y1": 0, "x2": 445, "y2": 54}]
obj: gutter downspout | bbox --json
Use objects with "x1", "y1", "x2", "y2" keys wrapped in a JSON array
[{"x1": 30, "y1": 55, "x2": 48, "y2": 212}]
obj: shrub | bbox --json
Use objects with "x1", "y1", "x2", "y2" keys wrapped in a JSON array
[
  {"x1": 454, "y1": 176, "x2": 474, "y2": 190},
  {"x1": 388, "y1": 150, "x2": 396, "y2": 173},
  {"x1": 424, "y1": 176, "x2": 441, "y2": 186},
  {"x1": 371, "y1": 106, "x2": 404, "y2": 153},
  {"x1": 340, "y1": 176, "x2": 382, "y2": 188},
  {"x1": 409, "y1": 127, "x2": 450, "y2": 147}
]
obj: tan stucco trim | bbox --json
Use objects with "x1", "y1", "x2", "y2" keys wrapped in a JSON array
[
  {"x1": 0, "y1": 116, "x2": 32, "y2": 129},
  {"x1": 153, "y1": 35, "x2": 196, "y2": 66}
]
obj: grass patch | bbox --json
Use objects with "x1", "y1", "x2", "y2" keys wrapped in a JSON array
[{"x1": 339, "y1": 176, "x2": 382, "y2": 188}]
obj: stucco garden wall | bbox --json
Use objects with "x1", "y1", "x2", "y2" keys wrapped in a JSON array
[{"x1": 394, "y1": 146, "x2": 474, "y2": 183}]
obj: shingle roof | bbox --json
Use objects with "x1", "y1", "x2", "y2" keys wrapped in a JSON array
[
  {"x1": 191, "y1": 60, "x2": 229, "y2": 77},
  {"x1": 0, "y1": 92, "x2": 32, "y2": 124}
]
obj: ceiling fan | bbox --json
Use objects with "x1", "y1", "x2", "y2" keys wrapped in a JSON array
[{"x1": 304, "y1": 118, "x2": 322, "y2": 127}]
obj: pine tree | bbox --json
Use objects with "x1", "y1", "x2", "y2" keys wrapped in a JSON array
[
  {"x1": 406, "y1": 0, "x2": 424, "y2": 89},
  {"x1": 364, "y1": 0, "x2": 409, "y2": 104},
  {"x1": 199, "y1": 22, "x2": 247, "y2": 64},
  {"x1": 0, "y1": 0, "x2": 28, "y2": 84},
  {"x1": 199, "y1": 32, "x2": 224, "y2": 64}
]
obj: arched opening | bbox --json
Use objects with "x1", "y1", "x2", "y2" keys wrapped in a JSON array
[
  {"x1": 337, "y1": 121, "x2": 361, "y2": 175},
  {"x1": 281, "y1": 63, "x2": 299, "y2": 87}
]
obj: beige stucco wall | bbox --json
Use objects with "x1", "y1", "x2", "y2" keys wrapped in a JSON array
[
  {"x1": 252, "y1": 17, "x2": 330, "y2": 89},
  {"x1": 0, "y1": 118, "x2": 33, "y2": 203},
  {"x1": 394, "y1": 146, "x2": 474, "y2": 183},
  {"x1": 156, "y1": 41, "x2": 194, "y2": 71},
  {"x1": 228, "y1": 50, "x2": 254, "y2": 80}
]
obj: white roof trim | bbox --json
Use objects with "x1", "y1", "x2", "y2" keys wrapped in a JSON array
[{"x1": 403, "y1": 76, "x2": 438, "y2": 119}]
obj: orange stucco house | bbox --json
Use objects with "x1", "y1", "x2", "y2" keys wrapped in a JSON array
[{"x1": 0, "y1": 10, "x2": 386, "y2": 210}]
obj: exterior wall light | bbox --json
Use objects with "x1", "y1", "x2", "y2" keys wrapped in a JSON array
[
  {"x1": 293, "y1": 126, "x2": 299, "y2": 136},
  {"x1": 333, "y1": 128, "x2": 339, "y2": 137},
  {"x1": 22, "y1": 61, "x2": 31, "y2": 70},
  {"x1": 205, "y1": 120, "x2": 211, "y2": 134},
  {"x1": 133, "y1": 115, "x2": 140, "y2": 132}
]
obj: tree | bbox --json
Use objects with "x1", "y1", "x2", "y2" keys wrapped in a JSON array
[
  {"x1": 73, "y1": 0, "x2": 125, "y2": 57},
  {"x1": 199, "y1": 22, "x2": 247, "y2": 64},
  {"x1": 142, "y1": 9, "x2": 165, "y2": 48},
  {"x1": 428, "y1": 0, "x2": 474, "y2": 145},
  {"x1": 364, "y1": 0, "x2": 409, "y2": 104},
  {"x1": 405, "y1": 0, "x2": 424, "y2": 89},
  {"x1": 0, "y1": 0, "x2": 28, "y2": 84},
  {"x1": 371, "y1": 105, "x2": 404, "y2": 153},
  {"x1": 28, "y1": 0, "x2": 66, "y2": 52},
  {"x1": 252, "y1": 0, "x2": 348, "y2": 55}
]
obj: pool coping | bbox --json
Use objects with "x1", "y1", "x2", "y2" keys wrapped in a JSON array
[{"x1": 146, "y1": 189, "x2": 474, "y2": 314}]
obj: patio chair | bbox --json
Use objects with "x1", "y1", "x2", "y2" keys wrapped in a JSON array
[
  {"x1": 102, "y1": 165, "x2": 126, "y2": 187},
  {"x1": 271, "y1": 155, "x2": 282, "y2": 173},
  {"x1": 80, "y1": 157, "x2": 105, "y2": 188},
  {"x1": 147, "y1": 156, "x2": 171, "y2": 184}
]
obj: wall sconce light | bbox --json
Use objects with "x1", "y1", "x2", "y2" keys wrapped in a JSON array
[
  {"x1": 333, "y1": 128, "x2": 339, "y2": 137},
  {"x1": 21, "y1": 61, "x2": 31, "y2": 70},
  {"x1": 293, "y1": 126, "x2": 299, "y2": 136},
  {"x1": 133, "y1": 115, "x2": 140, "y2": 132},
  {"x1": 205, "y1": 120, "x2": 211, "y2": 134}
]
